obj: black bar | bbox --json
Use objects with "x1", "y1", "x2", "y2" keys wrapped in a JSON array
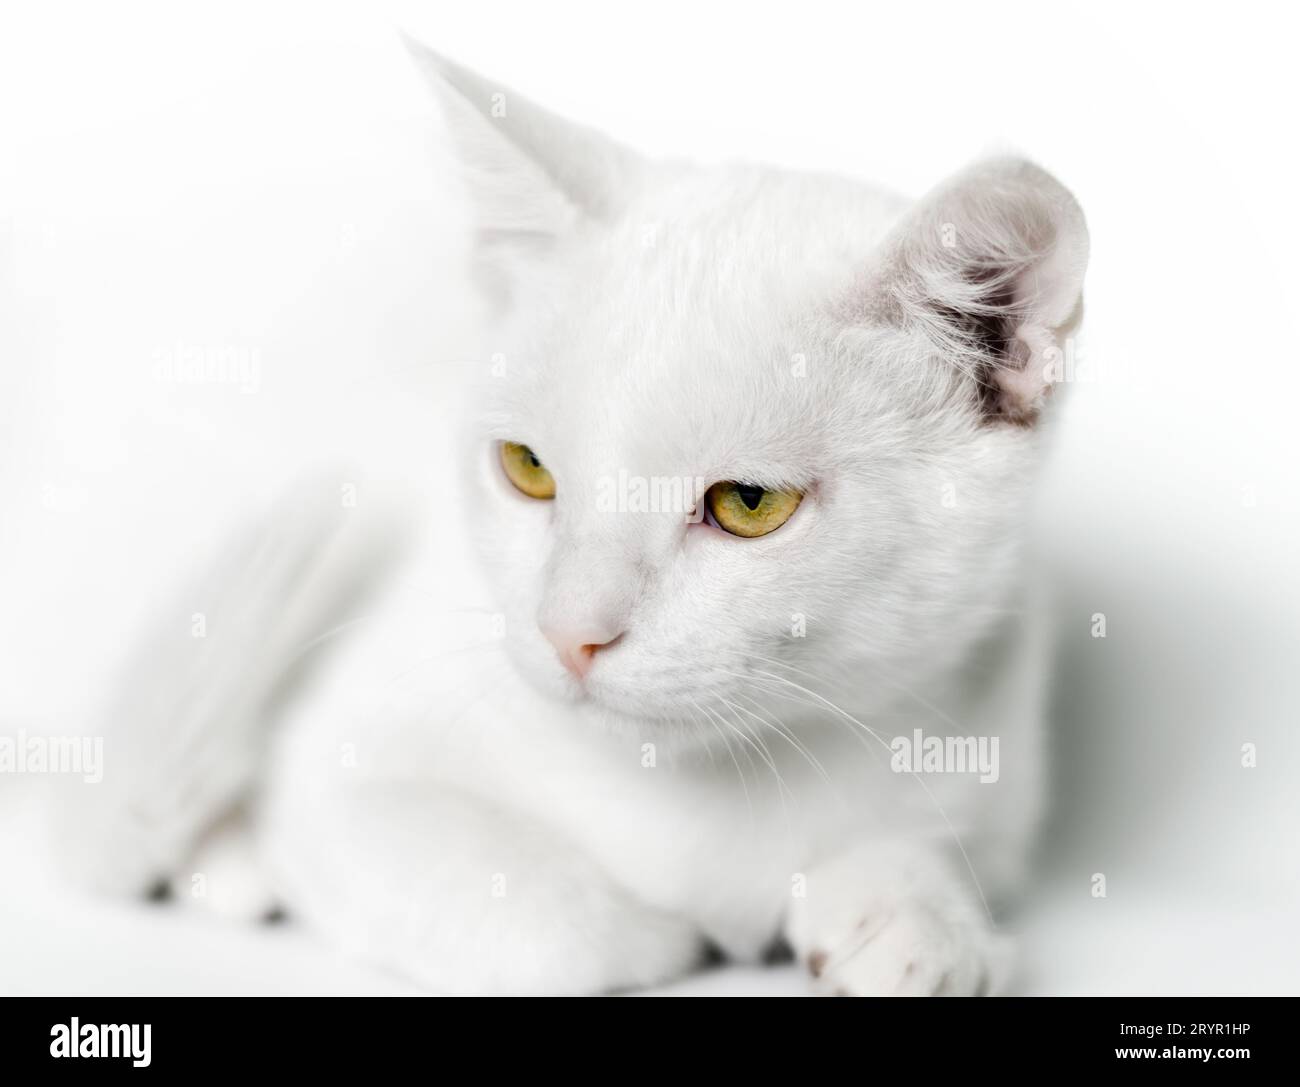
[{"x1": 1, "y1": 996, "x2": 1291, "y2": 1074}]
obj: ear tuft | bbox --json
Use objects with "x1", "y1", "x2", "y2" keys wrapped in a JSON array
[{"x1": 881, "y1": 158, "x2": 1089, "y2": 424}]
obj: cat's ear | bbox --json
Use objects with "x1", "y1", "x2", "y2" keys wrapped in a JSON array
[
  {"x1": 875, "y1": 157, "x2": 1089, "y2": 424},
  {"x1": 402, "y1": 38, "x2": 642, "y2": 298}
]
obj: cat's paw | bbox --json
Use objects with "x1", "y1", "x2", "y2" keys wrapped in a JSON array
[
  {"x1": 787, "y1": 842, "x2": 1010, "y2": 997},
  {"x1": 800, "y1": 899, "x2": 1006, "y2": 996},
  {"x1": 172, "y1": 815, "x2": 282, "y2": 923}
]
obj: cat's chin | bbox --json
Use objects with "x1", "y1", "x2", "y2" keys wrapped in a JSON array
[
  {"x1": 582, "y1": 698, "x2": 723, "y2": 752},
  {"x1": 543, "y1": 680, "x2": 671, "y2": 725},
  {"x1": 518, "y1": 666, "x2": 720, "y2": 742}
]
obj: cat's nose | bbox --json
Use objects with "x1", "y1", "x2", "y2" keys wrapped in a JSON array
[{"x1": 540, "y1": 623, "x2": 621, "y2": 680}]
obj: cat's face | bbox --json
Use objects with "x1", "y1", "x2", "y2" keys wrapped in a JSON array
[{"x1": 415, "y1": 47, "x2": 1088, "y2": 729}]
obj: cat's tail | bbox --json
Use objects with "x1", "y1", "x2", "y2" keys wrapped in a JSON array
[{"x1": 48, "y1": 474, "x2": 407, "y2": 902}]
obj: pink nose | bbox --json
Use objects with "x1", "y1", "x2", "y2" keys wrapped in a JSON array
[{"x1": 541, "y1": 625, "x2": 621, "y2": 680}]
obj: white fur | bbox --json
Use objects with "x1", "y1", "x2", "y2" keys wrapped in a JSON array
[{"x1": 54, "y1": 43, "x2": 1087, "y2": 995}]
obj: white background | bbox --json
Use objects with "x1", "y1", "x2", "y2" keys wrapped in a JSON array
[{"x1": 1, "y1": 0, "x2": 1297, "y2": 994}]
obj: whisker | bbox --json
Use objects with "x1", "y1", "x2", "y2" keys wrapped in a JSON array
[
  {"x1": 724, "y1": 693, "x2": 834, "y2": 789},
  {"x1": 715, "y1": 698, "x2": 796, "y2": 824},
  {"x1": 690, "y1": 697, "x2": 753, "y2": 820},
  {"x1": 724, "y1": 664, "x2": 996, "y2": 926}
]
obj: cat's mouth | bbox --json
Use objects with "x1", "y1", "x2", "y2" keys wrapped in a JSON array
[
  {"x1": 545, "y1": 648, "x2": 751, "y2": 726},
  {"x1": 530, "y1": 636, "x2": 683, "y2": 719}
]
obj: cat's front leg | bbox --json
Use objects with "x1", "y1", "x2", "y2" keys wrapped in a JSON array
[
  {"x1": 264, "y1": 775, "x2": 704, "y2": 995},
  {"x1": 784, "y1": 840, "x2": 1010, "y2": 996}
]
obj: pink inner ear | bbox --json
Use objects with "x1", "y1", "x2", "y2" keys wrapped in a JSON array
[
  {"x1": 993, "y1": 322, "x2": 1059, "y2": 423},
  {"x1": 992, "y1": 226, "x2": 1088, "y2": 423}
]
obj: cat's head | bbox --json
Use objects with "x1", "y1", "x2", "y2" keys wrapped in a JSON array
[{"x1": 412, "y1": 44, "x2": 1088, "y2": 730}]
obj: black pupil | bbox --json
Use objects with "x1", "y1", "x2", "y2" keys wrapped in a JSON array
[
  {"x1": 736, "y1": 484, "x2": 764, "y2": 511},
  {"x1": 526, "y1": 450, "x2": 540, "y2": 468}
]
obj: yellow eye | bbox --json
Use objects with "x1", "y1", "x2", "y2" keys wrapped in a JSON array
[
  {"x1": 705, "y1": 481, "x2": 802, "y2": 538},
  {"x1": 500, "y1": 441, "x2": 556, "y2": 499}
]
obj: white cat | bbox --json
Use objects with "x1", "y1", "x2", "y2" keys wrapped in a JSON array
[{"x1": 53, "y1": 42, "x2": 1087, "y2": 996}]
